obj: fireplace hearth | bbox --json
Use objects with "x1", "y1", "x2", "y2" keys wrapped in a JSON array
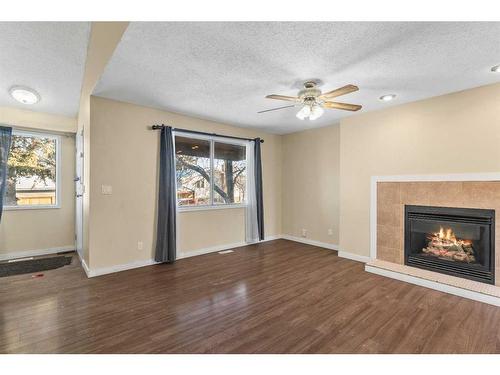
[{"x1": 404, "y1": 205, "x2": 495, "y2": 284}]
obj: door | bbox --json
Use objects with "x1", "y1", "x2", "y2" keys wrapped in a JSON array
[{"x1": 75, "y1": 128, "x2": 84, "y2": 257}]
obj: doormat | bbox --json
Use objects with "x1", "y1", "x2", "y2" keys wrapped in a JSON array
[{"x1": 0, "y1": 255, "x2": 73, "y2": 277}]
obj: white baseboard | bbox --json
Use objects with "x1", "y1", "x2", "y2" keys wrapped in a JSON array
[
  {"x1": 365, "y1": 264, "x2": 500, "y2": 307},
  {"x1": 0, "y1": 245, "x2": 75, "y2": 262},
  {"x1": 281, "y1": 234, "x2": 339, "y2": 251},
  {"x1": 75, "y1": 248, "x2": 90, "y2": 277},
  {"x1": 338, "y1": 251, "x2": 371, "y2": 263},
  {"x1": 84, "y1": 235, "x2": 283, "y2": 278},
  {"x1": 85, "y1": 258, "x2": 159, "y2": 278},
  {"x1": 255, "y1": 234, "x2": 283, "y2": 243},
  {"x1": 280, "y1": 235, "x2": 371, "y2": 263},
  {"x1": 177, "y1": 242, "x2": 247, "y2": 260},
  {"x1": 79, "y1": 256, "x2": 91, "y2": 278},
  {"x1": 175, "y1": 234, "x2": 283, "y2": 260}
]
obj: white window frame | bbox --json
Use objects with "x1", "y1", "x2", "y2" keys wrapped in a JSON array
[
  {"x1": 4, "y1": 129, "x2": 61, "y2": 211},
  {"x1": 174, "y1": 131, "x2": 248, "y2": 212}
]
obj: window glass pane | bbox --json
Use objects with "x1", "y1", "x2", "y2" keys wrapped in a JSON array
[
  {"x1": 5, "y1": 133, "x2": 57, "y2": 207},
  {"x1": 213, "y1": 142, "x2": 246, "y2": 204},
  {"x1": 175, "y1": 136, "x2": 211, "y2": 206}
]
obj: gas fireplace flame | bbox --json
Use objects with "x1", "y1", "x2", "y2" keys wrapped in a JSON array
[
  {"x1": 433, "y1": 227, "x2": 471, "y2": 246},
  {"x1": 423, "y1": 226, "x2": 475, "y2": 263},
  {"x1": 437, "y1": 227, "x2": 454, "y2": 242}
]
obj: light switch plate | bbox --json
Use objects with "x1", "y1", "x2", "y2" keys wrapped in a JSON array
[{"x1": 101, "y1": 185, "x2": 113, "y2": 195}]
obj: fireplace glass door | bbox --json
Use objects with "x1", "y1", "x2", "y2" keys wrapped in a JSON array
[{"x1": 405, "y1": 205, "x2": 495, "y2": 284}]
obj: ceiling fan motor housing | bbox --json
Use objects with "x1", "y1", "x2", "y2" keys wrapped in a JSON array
[{"x1": 298, "y1": 81, "x2": 321, "y2": 103}]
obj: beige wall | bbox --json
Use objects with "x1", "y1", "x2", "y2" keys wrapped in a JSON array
[
  {"x1": 88, "y1": 96, "x2": 282, "y2": 269},
  {"x1": 281, "y1": 125, "x2": 340, "y2": 245},
  {"x1": 0, "y1": 106, "x2": 77, "y2": 133},
  {"x1": 339, "y1": 83, "x2": 500, "y2": 257},
  {"x1": 0, "y1": 109, "x2": 76, "y2": 258},
  {"x1": 179, "y1": 209, "x2": 245, "y2": 252},
  {"x1": 3, "y1": 81, "x2": 497, "y2": 268}
]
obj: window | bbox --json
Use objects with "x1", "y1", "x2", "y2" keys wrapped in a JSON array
[
  {"x1": 175, "y1": 134, "x2": 247, "y2": 209},
  {"x1": 175, "y1": 136, "x2": 211, "y2": 206},
  {"x1": 3, "y1": 130, "x2": 60, "y2": 209},
  {"x1": 213, "y1": 142, "x2": 246, "y2": 204}
]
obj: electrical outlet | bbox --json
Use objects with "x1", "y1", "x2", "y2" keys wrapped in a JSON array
[
  {"x1": 301, "y1": 228, "x2": 307, "y2": 237},
  {"x1": 137, "y1": 241, "x2": 143, "y2": 251},
  {"x1": 328, "y1": 228, "x2": 333, "y2": 236}
]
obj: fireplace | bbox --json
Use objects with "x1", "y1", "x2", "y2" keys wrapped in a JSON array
[{"x1": 404, "y1": 205, "x2": 495, "y2": 284}]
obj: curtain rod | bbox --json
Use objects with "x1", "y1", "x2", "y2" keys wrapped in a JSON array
[{"x1": 151, "y1": 124, "x2": 264, "y2": 143}]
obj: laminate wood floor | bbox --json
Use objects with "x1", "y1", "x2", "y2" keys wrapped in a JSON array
[{"x1": 1, "y1": 239, "x2": 499, "y2": 353}]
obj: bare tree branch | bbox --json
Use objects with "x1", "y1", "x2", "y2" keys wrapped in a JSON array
[
  {"x1": 177, "y1": 158, "x2": 231, "y2": 203},
  {"x1": 232, "y1": 167, "x2": 245, "y2": 183}
]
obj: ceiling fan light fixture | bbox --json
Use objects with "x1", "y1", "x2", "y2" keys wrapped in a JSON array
[
  {"x1": 296, "y1": 105, "x2": 311, "y2": 120},
  {"x1": 309, "y1": 105, "x2": 324, "y2": 120},
  {"x1": 262, "y1": 82, "x2": 361, "y2": 117}
]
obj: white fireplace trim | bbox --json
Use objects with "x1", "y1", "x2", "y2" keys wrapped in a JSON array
[{"x1": 370, "y1": 172, "x2": 500, "y2": 260}]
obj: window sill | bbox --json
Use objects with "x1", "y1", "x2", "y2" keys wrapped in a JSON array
[
  {"x1": 178, "y1": 204, "x2": 247, "y2": 213},
  {"x1": 4, "y1": 205, "x2": 61, "y2": 211}
]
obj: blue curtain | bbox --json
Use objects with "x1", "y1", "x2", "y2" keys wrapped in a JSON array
[
  {"x1": 254, "y1": 138, "x2": 264, "y2": 241},
  {"x1": 0, "y1": 126, "x2": 13, "y2": 222},
  {"x1": 155, "y1": 126, "x2": 177, "y2": 263}
]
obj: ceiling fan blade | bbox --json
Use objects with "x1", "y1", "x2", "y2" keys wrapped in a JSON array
[
  {"x1": 265, "y1": 94, "x2": 299, "y2": 102},
  {"x1": 323, "y1": 101, "x2": 362, "y2": 111},
  {"x1": 257, "y1": 104, "x2": 296, "y2": 114},
  {"x1": 319, "y1": 85, "x2": 359, "y2": 99}
]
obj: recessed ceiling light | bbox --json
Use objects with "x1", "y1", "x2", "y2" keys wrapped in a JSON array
[
  {"x1": 9, "y1": 86, "x2": 40, "y2": 105},
  {"x1": 379, "y1": 94, "x2": 396, "y2": 102},
  {"x1": 491, "y1": 65, "x2": 500, "y2": 73}
]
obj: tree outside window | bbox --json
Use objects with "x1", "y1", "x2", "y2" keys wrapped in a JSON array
[
  {"x1": 175, "y1": 135, "x2": 246, "y2": 207},
  {"x1": 4, "y1": 132, "x2": 58, "y2": 207}
]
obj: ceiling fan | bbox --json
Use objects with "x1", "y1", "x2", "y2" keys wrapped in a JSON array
[{"x1": 259, "y1": 81, "x2": 362, "y2": 120}]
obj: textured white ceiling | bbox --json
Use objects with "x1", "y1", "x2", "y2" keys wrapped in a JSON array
[
  {"x1": 94, "y1": 22, "x2": 500, "y2": 134},
  {"x1": 0, "y1": 22, "x2": 90, "y2": 117}
]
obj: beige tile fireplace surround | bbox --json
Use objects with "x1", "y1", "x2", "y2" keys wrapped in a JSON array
[{"x1": 366, "y1": 175, "x2": 500, "y2": 306}]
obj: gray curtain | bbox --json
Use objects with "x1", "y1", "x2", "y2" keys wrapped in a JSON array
[
  {"x1": 254, "y1": 138, "x2": 264, "y2": 241},
  {"x1": 155, "y1": 126, "x2": 177, "y2": 263},
  {"x1": 0, "y1": 126, "x2": 12, "y2": 222}
]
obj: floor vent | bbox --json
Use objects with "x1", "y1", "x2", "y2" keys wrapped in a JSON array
[{"x1": 218, "y1": 250, "x2": 234, "y2": 254}]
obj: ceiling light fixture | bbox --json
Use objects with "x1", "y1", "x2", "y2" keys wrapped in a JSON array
[
  {"x1": 379, "y1": 94, "x2": 396, "y2": 102},
  {"x1": 296, "y1": 100, "x2": 325, "y2": 121},
  {"x1": 296, "y1": 104, "x2": 311, "y2": 120},
  {"x1": 261, "y1": 81, "x2": 362, "y2": 120},
  {"x1": 491, "y1": 65, "x2": 500, "y2": 72},
  {"x1": 308, "y1": 105, "x2": 324, "y2": 121},
  {"x1": 9, "y1": 86, "x2": 40, "y2": 105}
]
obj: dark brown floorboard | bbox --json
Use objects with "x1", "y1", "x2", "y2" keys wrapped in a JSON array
[{"x1": 0, "y1": 239, "x2": 499, "y2": 353}]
